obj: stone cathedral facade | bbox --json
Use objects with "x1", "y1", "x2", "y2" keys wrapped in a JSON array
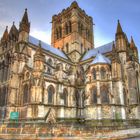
[{"x1": 0, "y1": 1, "x2": 140, "y2": 122}]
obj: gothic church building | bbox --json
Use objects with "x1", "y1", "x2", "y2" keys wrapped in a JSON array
[{"x1": 0, "y1": 1, "x2": 140, "y2": 122}]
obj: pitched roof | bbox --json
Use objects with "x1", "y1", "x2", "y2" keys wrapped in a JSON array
[
  {"x1": 29, "y1": 36, "x2": 68, "y2": 59},
  {"x1": 90, "y1": 53, "x2": 111, "y2": 65},
  {"x1": 82, "y1": 42, "x2": 113, "y2": 61}
]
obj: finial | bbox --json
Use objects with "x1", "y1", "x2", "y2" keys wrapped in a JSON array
[
  {"x1": 13, "y1": 21, "x2": 15, "y2": 25},
  {"x1": 25, "y1": 8, "x2": 27, "y2": 12},
  {"x1": 6, "y1": 26, "x2": 8, "y2": 29}
]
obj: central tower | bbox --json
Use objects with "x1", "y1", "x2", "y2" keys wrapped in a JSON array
[{"x1": 51, "y1": 1, "x2": 94, "y2": 62}]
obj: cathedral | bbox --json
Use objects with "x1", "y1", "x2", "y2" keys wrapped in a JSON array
[{"x1": 0, "y1": 1, "x2": 140, "y2": 123}]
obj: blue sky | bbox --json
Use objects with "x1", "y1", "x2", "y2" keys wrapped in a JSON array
[{"x1": 0, "y1": 0, "x2": 140, "y2": 52}]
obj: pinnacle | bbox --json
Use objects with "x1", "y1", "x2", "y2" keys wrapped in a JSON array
[
  {"x1": 116, "y1": 20, "x2": 123, "y2": 34},
  {"x1": 130, "y1": 36, "x2": 136, "y2": 49},
  {"x1": 21, "y1": 8, "x2": 29, "y2": 24},
  {"x1": 19, "y1": 8, "x2": 30, "y2": 33},
  {"x1": 1, "y1": 26, "x2": 9, "y2": 41}
]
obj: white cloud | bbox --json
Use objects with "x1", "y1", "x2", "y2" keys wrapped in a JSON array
[{"x1": 30, "y1": 29, "x2": 51, "y2": 45}]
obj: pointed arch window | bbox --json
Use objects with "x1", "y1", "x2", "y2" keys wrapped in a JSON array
[
  {"x1": 86, "y1": 29, "x2": 90, "y2": 39},
  {"x1": 48, "y1": 85, "x2": 55, "y2": 104},
  {"x1": 92, "y1": 68, "x2": 96, "y2": 80},
  {"x1": 23, "y1": 84, "x2": 29, "y2": 104},
  {"x1": 65, "y1": 23, "x2": 69, "y2": 35},
  {"x1": 47, "y1": 58, "x2": 53, "y2": 66},
  {"x1": 0, "y1": 86, "x2": 7, "y2": 106},
  {"x1": 100, "y1": 86, "x2": 109, "y2": 104},
  {"x1": 62, "y1": 88, "x2": 68, "y2": 106},
  {"x1": 68, "y1": 21, "x2": 72, "y2": 33},
  {"x1": 78, "y1": 22, "x2": 83, "y2": 35},
  {"x1": 65, "y1": 21, "x2": 72, "y2": 35},
  {"x1": 92, "y1": 87, "x2": 97, "y2": 104},
  {"x1": 101, "y1": 67, "x2": 106, "y2": 79},
  {"x1": 1, "y1": 61, "x2": 5, "y2": 82},
  {"x1": 56, "y1": 29, "x2": 59, "y2": 39},
  {"x1": 123, "y1": 89, "x2": 127, "y2": 105},
  {"x1": 59, "y1": 26, "x2": 62, "y2": 38}
]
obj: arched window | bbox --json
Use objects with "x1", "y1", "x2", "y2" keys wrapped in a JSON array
[
  {"x1": 47, "y1": 58, "x2": 53, "y2": 66},
  {"x1": 92, "y1": 87, "x2": 97, "y2": 104},
  {"x1": 68, "y1": 21, "x2": 72, "y2": 33},
  {"x1": 66, "y1": 43, "x2": 69, "y2": 53},
  {"x1": 47, "y1": 67, "x2": 52, "y2": 75},
  {"x1": 0, "y1": 87, "x2": 7, "y2": 106},
  {"x1": 65, "y1": 23, "x2": 69, "y2": 35},
  {"x1": 62, "y1": 88, "x2": 68, "y2": 106},
  {"x1": 101, "y1": 67, "x2": 106, "y2": 79},
  {"x1": 92, "y1": 68, "x2": 96, "y2": 80},
  {"x1": 4, "y1": 66, "x2": 8, "y2": 81},
  {"x1": 1, "y1": 61, "x2": 5, "y2": 82},
  {"x1": 124, "y1": 93, "x2": 127, "y2": 105},
  {"x1": 56, "y1": 29, "x2": 59, "y2": 39},
  {"x1": 23, "y1": 84, "x2": 29, "y2": 104},
  {"x1": 78, "y1": 22, "x2": 81, "y2": 33},
  {"x1": 59, "y1": 26, "x2": 62, "y2": 38},
  {"x1": 100, "y1": 86, "x2": 109, "y2": 104},
  {"x1": 78, "y1": 22, "x2": 83, "y2": 35},
  {"x1": 86, "y1": 29, "x2": 90, "y2": 39},
  {"x1": 48, "y1": 85, "x2": 55, "y2": 104}
]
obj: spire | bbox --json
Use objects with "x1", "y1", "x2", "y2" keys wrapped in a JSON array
[
  {"x1": 22, "y1": 8, "x2": 29, "y2": 24},
  {"x1": 130, "y1": 36, "x2": 135, "y2": 48},
  {"x1": 19, "y1": 8, "x2": 30, "y2": 33},
  {"x1": 130, "y1": 36, "x2": 137, "y2": 50},
  {"x1": 116, "y1": 20, "x2": 123, "y2": 34},
  {"x1": 1, "y1": 26, "x2": 8, "y2": 42}
]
